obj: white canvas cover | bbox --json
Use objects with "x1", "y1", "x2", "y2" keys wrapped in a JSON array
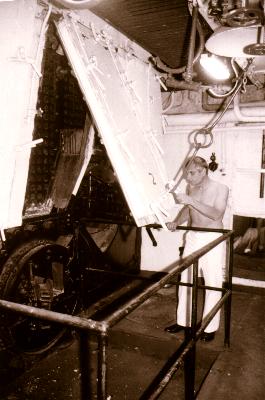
[
  {"x1": 0, "y1": 3, "x2": 174, "y2": 234},
  {"x1": 0, "y1": 0, "x2": 49, "y2": 233},
  {"x1": 56, "y1": 10, "x2": 173, "y2": 227}
]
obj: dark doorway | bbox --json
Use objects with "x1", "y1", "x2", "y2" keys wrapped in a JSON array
[{"x1": 233, "y1": 216, "x2": 265, "y2": 282}]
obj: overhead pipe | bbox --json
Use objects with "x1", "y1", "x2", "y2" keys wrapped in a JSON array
[
  {"x1": 183, "y1": 4, "x2": 199, "y2": 83},
  {"x1": 163, "y1": 102, "x2": 265, "y2": 127},
  {"x1": 202, "y1": 91, "x2": 226, "y2": 111},
  {"x1": 163, "y1": 76, "x2": 201, "y2": 91},
  {"x1": 151, "y1": 16, "x2": 205, "y2": 75},
  {"x1": 163, "y1": 112, "x2": 234, "y2": 127},
  {"x1": 52, "y1": 0, "x2": 103, "y2": 8},
  {"x1": 151, "y1": 3, "x2": 205, "y2": 91},
  {"x1": 187, "y1": 4, "x2": 205, "y2": 66},
  {"x1": 233, "y1": 94, "x2": 265, "y2": 122},
  {"x1": 156, "y1": 6, "x2": 204, "y2": 90}
]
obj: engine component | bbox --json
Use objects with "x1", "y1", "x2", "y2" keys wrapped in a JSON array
[{"x1": 0, "y1": 239, "x2": 78, "y2": 354}]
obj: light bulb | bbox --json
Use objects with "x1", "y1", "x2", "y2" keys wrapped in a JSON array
[{"x1": 200, "y1": 54, "x2": 231, "y2": 80}]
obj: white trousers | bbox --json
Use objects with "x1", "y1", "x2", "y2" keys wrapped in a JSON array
[{"x1": 177, "y1": 231, "x2": 224, "y2": 333}]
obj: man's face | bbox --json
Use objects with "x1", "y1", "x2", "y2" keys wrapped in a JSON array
[{"x1": 184, "y1": 163, "x2": 206, "y2": 186}]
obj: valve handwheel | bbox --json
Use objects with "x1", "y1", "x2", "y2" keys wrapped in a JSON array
[{"x1": 225, "y1": 7, "x2": 263, "y2": 27}]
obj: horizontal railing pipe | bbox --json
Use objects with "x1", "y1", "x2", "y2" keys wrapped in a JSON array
[
  {"x1": 104, "y1": 231, "x2": 232, "y2": 328},
  {"x1": 0, "y1": 225, "x2": 233, "y2": 400},
  {"x1": 149, "y1": 224, "x2": 231, "y2": 233},
  {"x1": 0, "y1": 299, "x2": 108, "y2": 333},
  {"x1": 0, "y1": 231, "x2": 232, "y2": 335}
]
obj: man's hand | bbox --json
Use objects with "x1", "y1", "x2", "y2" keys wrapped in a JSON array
[
  {"x1": 166, "y1": 222, "x2": 178, "y2": 231},
  {"x1": 174, "y1": 193, "x2": 192, "y2": 205}
]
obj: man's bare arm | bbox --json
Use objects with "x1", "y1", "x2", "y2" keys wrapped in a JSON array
[
  {"x1": 166, "y1": 206, "x2": 189, "y2": 231},
  {"x1": 176, "y1": 185, "x2": 229, "y2": 221},
  {"x1": 174, "y1": 206, "x2": 190, "y2": 224}
]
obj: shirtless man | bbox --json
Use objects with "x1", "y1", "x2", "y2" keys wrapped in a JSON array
[{"x1": 166, "y1": 156, "x2": 229, "y2": 342}]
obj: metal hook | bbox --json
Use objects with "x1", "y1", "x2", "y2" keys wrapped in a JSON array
[{"x1": 148, "y1": 172, "x2": 157, "y2": 185}]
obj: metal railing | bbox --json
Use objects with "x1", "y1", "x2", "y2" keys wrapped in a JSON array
[{"x1": 0, "y1": 226, "x2": 233, "y2": 399}]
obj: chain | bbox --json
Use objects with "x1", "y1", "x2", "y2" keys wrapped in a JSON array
[{"x1": 167, "y1": 58, "x2": 253, "y2": 193}]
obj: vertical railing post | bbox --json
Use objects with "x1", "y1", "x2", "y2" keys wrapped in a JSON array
[
  {"x1": 224, "y1": 233, "x2": 234, "y2": 347},
  {"x1": 79, "y1": 330, "x2": 93, "y2": 400},
  {"x1": 184, "y1": 260, "x2": 199, "y2": 400},
  {"x1": 191, "y1": 260, "x2": 199, "y2": 335},
  {"x1": 97, "y1": 332, "x2": 108, "y2": 400},
  {"x1": 0, "y1": 228, "x2": 233, "y2": 400}
]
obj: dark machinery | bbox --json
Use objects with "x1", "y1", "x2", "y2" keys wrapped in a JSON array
[{"x1": 0, "y1": 19, "x2": 140, "y2": 356}]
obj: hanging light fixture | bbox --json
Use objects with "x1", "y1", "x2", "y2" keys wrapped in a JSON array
[{"x1": 199, "y1": 53, "x2": 232, "y2": 80}]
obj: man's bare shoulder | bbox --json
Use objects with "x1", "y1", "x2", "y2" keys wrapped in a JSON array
[{"x1": 210, "y1": 179, "x2": 229, "y2": 194}]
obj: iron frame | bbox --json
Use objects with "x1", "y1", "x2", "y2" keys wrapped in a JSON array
[{"x1": 0, "y1": 225, "x2": 233, "y2": 400}]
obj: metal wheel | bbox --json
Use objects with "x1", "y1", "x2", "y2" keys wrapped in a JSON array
[
  {"x1": 0, "y1": 238, "x2": 79, "y2": 355},
  {"x1": 225, "y1": 8, "x2": 263, "y2": 27}
]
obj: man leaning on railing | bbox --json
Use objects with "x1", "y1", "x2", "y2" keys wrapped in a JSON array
[{"x1": 165, "y1": 156, "x2": 229, "y2": 342}]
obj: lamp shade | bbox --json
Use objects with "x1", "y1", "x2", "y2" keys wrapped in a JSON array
[{"x1": 205, "y1": 26, "x2": 265, "y2": 57}]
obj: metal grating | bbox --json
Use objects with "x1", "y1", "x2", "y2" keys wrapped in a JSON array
[{"x1": 90, "y1": 0, "x2": 192, "y2": 68}]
